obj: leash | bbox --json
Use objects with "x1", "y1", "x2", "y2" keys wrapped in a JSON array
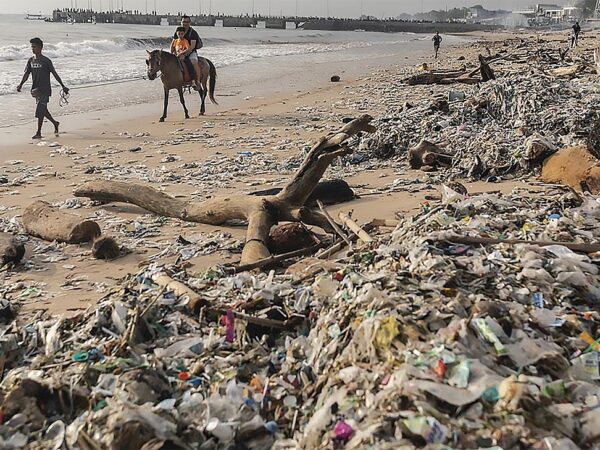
[{"x1": 59, "y1": 76, "x2": 148, "y2": 107}]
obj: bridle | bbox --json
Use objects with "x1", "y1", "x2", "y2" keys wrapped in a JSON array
[{"x1": 146, "y1": 50, "x2": 162, "y2": 80}]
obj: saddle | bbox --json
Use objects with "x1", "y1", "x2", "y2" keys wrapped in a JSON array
[{"x1": 179, "y1": 60, "x2": 193, "y2": 85}]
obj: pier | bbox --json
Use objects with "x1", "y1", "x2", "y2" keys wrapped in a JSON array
[{"x1": 51, "y1": 10, "x2": 499, "y2": 33}]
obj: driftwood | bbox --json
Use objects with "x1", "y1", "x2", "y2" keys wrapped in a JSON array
[
  {"x1": 550, "y1": 65, "x2": 581, "y2": 78},
  {"x1": 0, "y1": 233, "x2": 25, "y2": 265},
  {"x1": 408, "y1": 140, "x2": 454, "y2": 170},
  {"x1": 22, "y1": 201, "x2": 101, "y2": 244},
  {"x1": 152, "y1": 272, "x2": 204, "y2": 312},
  {"x1": 317, "y1": 200, "x2": 352, "y2": 247},
  {"x1": 478, "y1": 54, "x2": 496, "y2": 82},
  {"x1": 338, "y1": 212, "x2": 373, "y2": 243},
  {"x1": 74, "y1": 115, "x2": 376, "y2": 267},
  {"x1": 441, "y1": 234, "x2": 600, "y2": 254},
  {"x1": 409, "y1": 52, "x2": 504, "y2": 86},
  {"x1": 250, "y1": 179, "x2": 355, "y2": 206},
  {"x1": 234, "y1": 243, "x2": 322, "y2": 273},
  {"x1": 371, "y1": 219, "x2": 400, "y2": 228},
  {"x1": 406, "y1": 71, "x2": 480, "y2": 86}
]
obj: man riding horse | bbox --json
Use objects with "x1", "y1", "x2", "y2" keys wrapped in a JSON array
[{"x1": 171, "y1": 15, "x2": 203, "y2": 88}]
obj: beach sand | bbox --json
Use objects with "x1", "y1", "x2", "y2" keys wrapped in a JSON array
[{"x1": 0, "y1": 30, "x2": 541, "y2": 317}]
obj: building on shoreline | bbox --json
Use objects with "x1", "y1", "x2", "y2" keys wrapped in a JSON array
[{"x1": 513, "y1": 3, "x2": 583, "y2": 25}]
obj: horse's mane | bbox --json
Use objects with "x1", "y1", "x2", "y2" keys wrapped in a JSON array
[{"x1": 148, "y1": 49, "x2": 175, "y2": 62}]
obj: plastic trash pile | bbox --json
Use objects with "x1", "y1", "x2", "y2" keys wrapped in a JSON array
[
  {"x1": 2, "y1": 185, "x2": 600, "y2": 449},
  {"x1": 356, "y1": 37, "x2": 600, "y2": 182}
]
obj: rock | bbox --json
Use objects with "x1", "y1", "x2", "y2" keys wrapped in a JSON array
[
  {"x1": 430, "y1": 98, "x2": 450, "y2": 113},
  {"x1": 268, "y1": 223, "x2": 315, "y2": 255},
  {"x1": 330, "y1": 75, "x2": 341, "y2": 82},
  {"x1": 92, "y1": 236, "x2": 121, "y2": 260},
  {"x1": 542, "y1": 146, "x2": 600, "y2": 194}
]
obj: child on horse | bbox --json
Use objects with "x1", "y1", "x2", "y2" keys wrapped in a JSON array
[{"x1": 172, "y1": 27, "x2": 197, "y2": 89}]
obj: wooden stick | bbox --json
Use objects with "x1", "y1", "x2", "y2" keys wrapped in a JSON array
[
  {"x1": 467, "y1": 52, "x2": 511, "y2": 77},
  {"x1": 316, "y1": 200, "x2": 352, "y2": 247},
  {"x1": 209, "y1": 309, "x2": 304, "y2": 330},
  {"x1": 440, "y1": 235, "x2": 600, "y2": 254},
  {"x1": 371, "y1": 219, "x2": 400, "y2": 227},
  {"x1": 152, "y1": 272, "x2": 204, "y2": 312},
  {"x1": 316, "y1": 239, "x2": 346, "y2": 259},
  {"x1": 235, "y1": 244, "x2": 322, "y2": 273},
  {"x1": 338, "y1": 212, "x2": 374, "y2": 243}
]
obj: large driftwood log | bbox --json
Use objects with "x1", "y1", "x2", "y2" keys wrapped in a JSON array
[
  {"x1": 406, "y1": 71, "x2": 480, "y2": 86},
  {"x1": 74, "y1": 115, "x2": 376, "y2": 266},
  {"x1": 0, "y1": 233, "x2": 25, "y2": 265},
  {"x1": 22, "y1": 201, "x2": 101, "y2": 244}
]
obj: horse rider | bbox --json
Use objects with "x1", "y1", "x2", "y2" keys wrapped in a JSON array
[{"x1": 171, "y1": 15, "x2": 203, "y2": 88}]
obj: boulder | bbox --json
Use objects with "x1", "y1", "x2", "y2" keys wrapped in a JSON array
[{"x1": 542, "y1": 146, "x2": 600, "y2": 193}]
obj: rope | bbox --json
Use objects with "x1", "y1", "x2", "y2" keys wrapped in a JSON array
[{"x1": 58, "y1": 76, "x2": 148, "y2": 107}]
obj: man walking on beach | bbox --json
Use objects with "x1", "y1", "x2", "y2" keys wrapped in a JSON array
[
  {"x1": 571, "y1": 21, "x2": 581, "y2": 48},
  {"x1": 17, "y1": 37, "x2": 69, "y2": 140},
  {"x1": 433, "y1": 32, "x2": 442, "y2": 59},
  {"x1": 171, "y1": 15, "x2": 203, "y2": 88}
]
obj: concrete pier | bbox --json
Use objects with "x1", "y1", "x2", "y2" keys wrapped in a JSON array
[
  {"x1": 51, "y1": 10, "x2": 499, "y2": 33},
  {"x1": 222, "y1": 17, "x2": 256, "y2": 28},
  {"x1": 265, "y1": 18, "x2": 287, "y2": 29}
]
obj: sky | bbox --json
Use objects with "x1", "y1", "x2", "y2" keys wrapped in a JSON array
[{"x1": 7, "y1": 0, "x2": 570, "y2": 17}]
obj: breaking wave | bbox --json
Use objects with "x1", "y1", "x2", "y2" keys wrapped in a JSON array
[{"x1": 0, "y1": 37, "x2": 175, "y2": 61}]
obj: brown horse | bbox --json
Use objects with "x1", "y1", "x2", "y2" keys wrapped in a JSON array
[{"x1": 146, "y1": 49, "x2": 218, "y2": 122}]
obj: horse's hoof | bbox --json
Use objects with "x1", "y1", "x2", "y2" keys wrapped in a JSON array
[
  {"x1": 185, "y1": 115, "x2": 190, "y2": 119},
  {"x1": 159, "y1": 117, "x2": 165, "y2": 122},
  {"x1": 199, "y1": 112, "x2": 205, "y2": 116}
]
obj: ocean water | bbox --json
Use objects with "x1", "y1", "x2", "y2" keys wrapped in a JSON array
[{"x1": 0, "y1": 14, "x2": 441, "y2": 127}]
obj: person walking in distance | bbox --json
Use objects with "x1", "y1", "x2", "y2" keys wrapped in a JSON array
[
  {"x1": 433, "y1": 32, "x2": 442, "y2": 59},
  {"x1": 17, "y1": 37, "x2": 69, "y2": 139},
  {"x1": 571, "y1": 21, "x2": 581, "y2": 48}
]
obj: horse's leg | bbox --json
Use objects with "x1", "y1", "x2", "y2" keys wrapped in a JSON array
[
  {"x1": 196, "y1": 85, "x2": 204, "y2": 116},
  {"x1": 199, "y1": 73, "x2": 208, "y2": 116},
  {"x1": 160, "y1": 87, "x2": 169, "y2": 122},
  {"x1": 178, "y1": 87, "x2": 190, "y2": 119}
]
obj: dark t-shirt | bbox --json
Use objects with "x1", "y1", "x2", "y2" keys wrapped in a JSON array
[
  {"x1": 433, "y1": 35, "x2": 442, "y2": 46},
  {"x1": 24, "y1": 55, "x2": 55, "y2": 97},
  {"x1": 172, "y1": 27, "x2": 202, "y2": 50}
]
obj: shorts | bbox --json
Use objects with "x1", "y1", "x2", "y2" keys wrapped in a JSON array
[
  {"x1": 188, "y1": 51, "x2": 198, "y2": 62},
  {"x1": 35, "y1": 96, "x2": 49, "y2": 119}
]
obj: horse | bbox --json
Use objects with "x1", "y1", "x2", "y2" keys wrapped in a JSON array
[{"x1": 146, "y1": 49, "x2": 218, "y2": 122}]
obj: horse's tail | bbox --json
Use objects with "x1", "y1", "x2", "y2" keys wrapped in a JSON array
[{"x1": 207, "y1": 58, "x2": 218, "y2": 105}]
